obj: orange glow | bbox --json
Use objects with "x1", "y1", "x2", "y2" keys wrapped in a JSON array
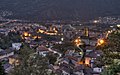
[
  {"x1": 23, "y1": 32, "x2": 29, "y2": 37},
  {"x1": 74, "y1": 37, "x2": 82, "y2": 46},
  {"x1": 100, "y1": 40, "x2": 104, "y2": 44},
  {"x1": 97, "y1": 39, "x2": 105, "y2": 46},
  {"x1": 38, "y1": 36, "x2": 41, "y2": 39},
  {"x1": 33, "y1": 36, "x2": 37, "y2": 39},
  {"x1": 85, "y1": 57, "x2": 91, "y2": 65},
  {"x1": 53, "y1": 28, "x2": 56, "y2": 31},
  {"x1": 53, "y1": 28, "x2": 58, "y2": 33},
  {"x1": 37, "y1": 27, "x2": 58, "y2": 35},
  {"x1": 33, "y1": 36, "x2": 41, "y2": 39},
  {"x1": 77, "y1": 61, "x2": 84, "y2": 64},
  {"x1": 45, "y1": 32, "x2": 57, "y2": 35},
  {"x1": 38, "y1": 29, "x2": 45, "y2": 33}
]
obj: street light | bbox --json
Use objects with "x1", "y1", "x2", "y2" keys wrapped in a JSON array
[
  {"x1": 97, "y1": 39, "x2": 105, "y2": 46},
  {"x1": 74, "y1": 37, "x2": 83, "y2": 47},
  {"x1": 23, "y1": 32, "x2": 31, "y2": 37},
  {"x1": 23, "y1": 32, "x2": 29, "y2": 37}
]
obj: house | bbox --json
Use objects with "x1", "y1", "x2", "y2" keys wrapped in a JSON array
[
  {"x1": 60, "y1": 58, "x2": 69, "y2": 64},
  {"x1": 85, "y1": 57, "x2": 91, "y2": 66},
  {"x1": 29, "y1": 42, "x2": 38, "y2": 48},
  {"x1": 9, "y1": 55, "x2": 20, "y2": 66},
  {"x1": 55, "y1": 69, "x2": 62, "y2": 75},
  {"x1": 12, "y1": 43, "x2": 22, "y2": 50},
  {"x1": 0, "y1": 29, "x2": 8, "y2": 35},
  {"x1": 0, "y1": 50, "x2": 14, "y2": 59},
  {"x1": 93, "y1": 67, "x2": 102, "y2": 73},
  {"x1": 60, "y1": 63, "x2": 71, "y2": 75},
  {"x1": 87, "y1": 50, "x2": 102, "y2": 59},
  {"x1": 86, "y1": 50, "x2": 103, "y2": 68},
  {"x1": 3, "y1": 63, "x2": 12, "y2": 73},
  {"x1": 36, "y1": 45, "x2": 49, "y2": 56},
  {"x1": 74, "y1": 65, "x2": 85, "y2": 75}
]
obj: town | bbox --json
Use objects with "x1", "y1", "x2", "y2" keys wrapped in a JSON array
[{"x1": 0, "y1": 17, "x2": 120, "y2": 75}]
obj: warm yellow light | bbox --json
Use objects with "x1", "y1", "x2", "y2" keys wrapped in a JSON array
[
  {"x1": 100, "y1": 40, "x2": 104, "y2": 44},
  {"x1": 74, "y1": 38, "x2": 82, "y2": 46},
  {"x1": 53, "y1": 28, "x2": 56, "y2": 31},
  {"x1": 53, "y1": 28, "x2": 58, "y2": 33},
  {"x1": 117, "y1": 24, "x2": 120, "y2": 27},
  {"x1": 85, "y1": 57, "x2": 91, "y2": 65},
  {"x1": 45, "y1": 32, "x2": 57, "y2": 35},
  {"x1": 38, "y1": 29, "x2": 44, "y2": 33},
  {"x1": 75, "y1": 39, "x2": 79, "y2": 43},
  {"x1": 24, "y1": 32, "x2": 29, "y2": 37},
  {"x1": 33, "y1": 36, "x2": 37, "y2": 39},
  {"x1": 33, "y1": 36, "x2": 41, "y2": 39},
  {"x1": 38, "y1": 36, "x2": 41, "y2": 39},
  {"x1": 97, "y1": 39, "x2": 105, "y2": 46},
  {"x1": 77, "y1": 61, "x2": 84, "y2": 64},
  {"x1": 28, "y1": 34, "x2": 31, "y2": 37}
]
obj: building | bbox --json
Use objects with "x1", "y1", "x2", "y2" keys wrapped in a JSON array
[
  {"x1": 0, "y1": 50, "x2": 14, "y2": 59},
  {"x1": 12, "y1": 43, "x2": 22, "y2": 50},
  {"x1": 9, "y1": 55, "x2": 20, "y2": 66},
  {"x1": 36, "y1": 46, "x2": 49, "y2": 56}
]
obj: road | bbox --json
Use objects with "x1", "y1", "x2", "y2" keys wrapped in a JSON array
[{"x1": 48, "y1": 48, "x2": 62, "y2": 57}]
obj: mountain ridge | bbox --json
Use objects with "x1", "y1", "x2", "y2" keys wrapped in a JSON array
[{"x1": 0, "y1": 0, "x2": 120, "y2": 21}]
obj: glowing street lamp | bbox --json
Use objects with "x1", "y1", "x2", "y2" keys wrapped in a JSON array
[
  {"x1": 24, "y1": 32, "x2": 29, "y2": 37},
  {"x1": 93, "y1": 20, "x2": 98, "y2": 23},
  {"x1": 97, "y1": 39, "x2": 105, "y2": 46},
  {"x1": 61, "y1": 38, "x2": 64, "y2": 41},
  {"x1": 74, "y1": 37, "x2": 83, "y2": 47}
]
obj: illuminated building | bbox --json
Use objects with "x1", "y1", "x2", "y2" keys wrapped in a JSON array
[
  {"x1": 84, "y1": 27, "x2": 89, "y2": 37},
  {"x1": 22, "y1": 32, "x2": 31, "y2": 40},
  {"x1": 33, "y1": 36, "x2": 41, "y2": 39},
  {"x1": 85, "y1": 57, "x2": 91, "y2": 66},
  {"x1": 74, "y1": 37, "x2": 84, "y2": 46},
  {"x1": 38, "y1": 29, "x2": 45, "y2": 33}
]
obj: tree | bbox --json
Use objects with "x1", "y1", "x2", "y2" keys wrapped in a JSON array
[
  {"x1": 101, "y1": 62, "x2": 120, "y2": 75},
  {"x1": 100, "y1": 31, "x2": 120, "y2": 65},
  {"x1": 101, "y1": 31, "x2": 120, "y2": 75},
  {"x1": 0, "y1": 62, "x2": 5, "y2": 75},
  {"x1": 52, "y1": 41, "x2": 74, "y2": 53},
  {"x1": 9, "y1": 44, "x2": 55, "y2": 75},
  {"x1": 0, "y1": 31, "x2": 22, "y2": 49},
  {"x1": 46, "y1": 53, "x2": 59, "y2": 65}
]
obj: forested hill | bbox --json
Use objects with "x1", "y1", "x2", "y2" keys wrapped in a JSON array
[{"x1": 0, "y1": 0, "x2": 120, "y2": 21}]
